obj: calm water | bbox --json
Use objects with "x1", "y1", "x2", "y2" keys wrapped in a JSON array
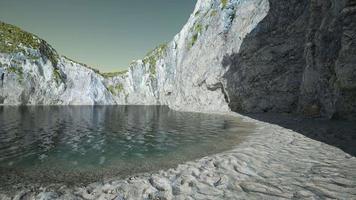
[{"x1": 0, "y1": 106, "x2": 254, "y2": 189}]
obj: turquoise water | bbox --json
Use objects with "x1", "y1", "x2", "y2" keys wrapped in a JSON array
[{"x1": 0, "y1": 106, "x2": 254, "y2": 188}]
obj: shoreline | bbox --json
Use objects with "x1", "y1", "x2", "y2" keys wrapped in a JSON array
[{"x1": 1, "y1": 111, "x2": 355, "y2": 199}]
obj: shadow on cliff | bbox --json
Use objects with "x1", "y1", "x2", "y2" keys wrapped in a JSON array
[
  {"x1": 245, "y1": 113, "x2": 356, "y2": 157},
  {"x1": 222, "y1": 0, "x2": 309, "y2": 114},
  {"x1": 222, "y1": 0, "x2": 356, "y2": 156}
]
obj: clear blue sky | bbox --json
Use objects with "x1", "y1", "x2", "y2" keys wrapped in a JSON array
[{"x1": 0, "y1": 0, "x2": 196, "y2": 72}]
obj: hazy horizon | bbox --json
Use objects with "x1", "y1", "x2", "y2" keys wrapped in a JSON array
[{"x1": 0, "y1": 0, "x2": 196, "y2": 72}]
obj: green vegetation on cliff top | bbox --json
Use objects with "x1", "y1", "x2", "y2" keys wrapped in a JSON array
[
  {"x1": 143, "y1": 43, "x2": 167, "y2": 78},
  {"x1": 62, "y1": 55, "x2": 103, "y2": 75},
  {"x1": 0, "y1": 21, "x2": 59, "y2": 67},
  {"x1": 0, "y1": 22, "x2": 169, "y2": 80},
  {"x1": 101, "y1": 70, "x2": 128, "y2": 78},
  {"x1": 64, "y1": 55, "x2": 128, "y2": 79},
  {"x1": 0, "y1": 22, "x2": 40, "y2": 52}
]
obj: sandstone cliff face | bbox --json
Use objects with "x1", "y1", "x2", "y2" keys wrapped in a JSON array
[{"x1": 0, "y1": 0, "x2": 355, "y2": 119}]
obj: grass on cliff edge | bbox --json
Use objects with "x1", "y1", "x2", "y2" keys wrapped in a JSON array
[
  {"x1": 63, "y1": 54, "x2": 129, "y2": 79},
  {"x1": 101, "y1": 70, "x2": 129, "y2": 78},
  {"x1": 0, "y1": 21, "x2": 40, "y2": 52},
  {"x1": 0, "y1": 21, "x2": 168, "y2": 80},
  {"x1": 142, "y1": 43, "x2": 167, "y2": 78},
  {"x1": 0, "y1": 21, "x2": 59, "y2": 67}
]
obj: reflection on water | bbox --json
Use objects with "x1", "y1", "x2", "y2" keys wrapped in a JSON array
[{"x1": 0, "y1": 106, "x2": 254, "y2": 188}]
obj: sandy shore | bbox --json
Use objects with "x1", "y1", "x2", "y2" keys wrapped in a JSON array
[{"x1": 1, "y1": 112, "x2": 355, "y2": 199}]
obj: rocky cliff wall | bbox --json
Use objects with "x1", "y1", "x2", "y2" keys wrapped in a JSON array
[
  {"x1": 0, "y1": 0, "x2": 355, "y2": 119},
  {"x1": 0, "y1": 23, "x2": 115, "y2": 105},
  {"x1": 105, "y1": 0, "x2": 270, "y2": 112},
  {"x1": 224, "y1": 0, "x2": 356, "y2": 119}
]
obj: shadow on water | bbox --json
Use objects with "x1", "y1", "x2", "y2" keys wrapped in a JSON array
[{"x1": 245, "y1": 113, "x2": 356, "y2": 157}]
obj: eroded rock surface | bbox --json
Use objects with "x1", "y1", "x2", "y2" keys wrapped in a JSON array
[
  {"x1": 103, "y1": 0, "x2": 270, "y2": 113},
  {"x1": 224, "y1": 0, "x2": 356, "y2": 120},
  {"x1": 0, "y1": 0, "x2": 355, "y2": 199},
  {"x1": 1, "y1": 0, "x2": 355, "y2": 119}
]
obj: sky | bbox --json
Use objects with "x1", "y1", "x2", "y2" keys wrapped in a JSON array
[{"x1": 0, "y1": 0, "x2": 196, "y2": 72}]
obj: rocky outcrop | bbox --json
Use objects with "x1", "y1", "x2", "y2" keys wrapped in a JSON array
[
  {"x1": 223, "y1": 0, "x2": 309, "y2": 114},
  {"x1": 300, "y1": 0, "x2": 356, "y2": 120},
  {"x1": 1, "y1": 0, "x2": 355, "y2": 119},
  {"x1": 0, "y1": 22, "x2": 115, "y2": 105},
  {"x1": 224, "y1": 0, "x2": 356, "y2": 120},
  {"x1": 105, "y1": 0, "x2": 270, "y2": 112},
  {"x1": 105, "y1": 0, "x2": 356, "y2": 120},
  {"x1": 0, "y1": 53, "x2": 115, "y2": 105}
]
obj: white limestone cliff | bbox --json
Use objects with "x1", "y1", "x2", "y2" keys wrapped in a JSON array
[
  {"x1": 104, "y1": 0, "x2": 269, "y2": 113},
  {"x1": 1, "y1": 0, "x2": 355, "y2": 119}
]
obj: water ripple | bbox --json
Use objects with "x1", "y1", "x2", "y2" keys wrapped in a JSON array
[{"x1": 0, "y1": 106, "x2": 254, "y2": 187}]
